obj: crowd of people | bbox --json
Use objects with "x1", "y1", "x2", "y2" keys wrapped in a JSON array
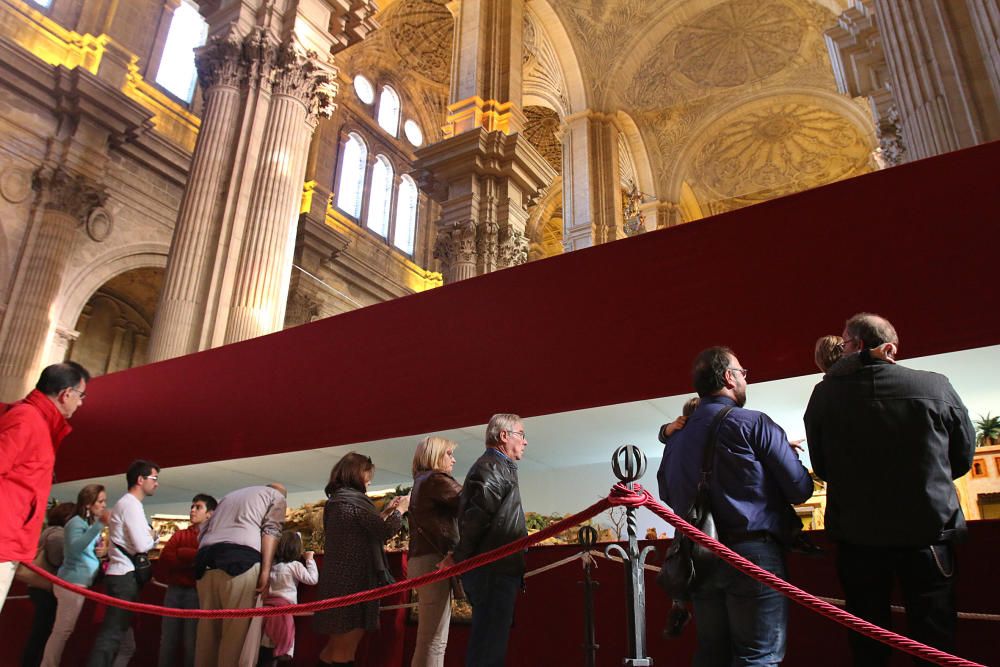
[{"x1": 0, "y1": 311, "x2": 977, "y2": 667}]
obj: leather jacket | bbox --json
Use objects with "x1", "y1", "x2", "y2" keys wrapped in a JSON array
[
  {"x1": 453, "y1": 448, "x2": 527, "y2": 576},
  {"x1": 408, "y1": 470, "x2": 462, "y2": 558}
]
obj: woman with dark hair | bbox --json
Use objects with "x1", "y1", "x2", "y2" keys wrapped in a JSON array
[
  {"x1": 41, "y1": 485, "x2": 109, "y2": 667},
  {"x1": 314, "y1": 452, "x2": 409, "y2": 667},
  {"x1": 21, "y1": 502, "x2": 75, "y2": 667},
  {"x1": 408, "y1": 436, "x2": 462, "y2": 667}
]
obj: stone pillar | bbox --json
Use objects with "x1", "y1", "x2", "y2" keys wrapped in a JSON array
[
  {"x1": 148, "y1": 0, "x2": 377, "y2": 358},
  {"x1": 147, "y1": 37, "x2": 243, "y2": 361},
  {"x1": 828, "y1": 0, "x2": 1000, "y2": 163},
  {"x1": 561, "y1": 112, "x2": 623, "y2": 250},
  {"x1": 0, "y1": 170, "x2": 105, "y2": 400},
  {"x1": 224, "y1": 43, "x2": 327, "y2": 343},
  {"x1": 415, "y1": 0, "x2": 554, "y2": 283}
]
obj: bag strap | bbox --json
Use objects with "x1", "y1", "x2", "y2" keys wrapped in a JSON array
[{"x1": 699, "y1": 405, "x2": 735, "y2": 487}]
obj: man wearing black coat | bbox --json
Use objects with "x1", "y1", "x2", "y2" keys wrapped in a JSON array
[
  {"x1": 805, "y1": 313, "x2": 975, "y2": 665},
  {"x1": 448, "y1": 413, "x2": 528, "y2": 667}
]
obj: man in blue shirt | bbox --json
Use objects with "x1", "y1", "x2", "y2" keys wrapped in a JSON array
[{"x1": 657, "y1": 346, "x2": 813, "y2": 666}]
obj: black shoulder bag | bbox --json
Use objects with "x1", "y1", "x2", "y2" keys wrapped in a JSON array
[
  {"x1": 113, "y1": 541, "x2": 153, "y2": 586},
  {"x1": 657, "y1": 405, "x2": 734, "y2": 598}
]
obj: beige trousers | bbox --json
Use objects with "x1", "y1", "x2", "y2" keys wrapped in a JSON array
[
  {"x1": 409, "y1": 554, "x2": 453, "y2": 667},
  {"x1": 0, "y1": 561, "x2": 16, "y2": 613},
  {"x1": 195, "y1": 565, "x2": 259, "y2": 667}
]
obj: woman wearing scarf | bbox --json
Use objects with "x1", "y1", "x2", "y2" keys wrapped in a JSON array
[{"x1": 314, "y1": 452, "x2": 409, "y2": 667}]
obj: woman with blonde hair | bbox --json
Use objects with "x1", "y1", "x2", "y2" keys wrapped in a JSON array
[{"x1": 407, "y1": 436, "x2": 462, "y2": 667}]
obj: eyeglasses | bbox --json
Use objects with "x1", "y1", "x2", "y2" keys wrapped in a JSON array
[
  {"x1": 144, "y1": 476, "x2": 158, "y2": 482},
  {"x1": 68, "y1": 387, "x2": 87, "y2": 399},
  {"x1": 728, "y1": 367, "x2": 749, "y2": 379},
  {"x1": 506, "y1": 430, "x2": 526, "y2": 440},
  {"x1": 837, "y1": 337, "x2": 859, "y2": 351}
]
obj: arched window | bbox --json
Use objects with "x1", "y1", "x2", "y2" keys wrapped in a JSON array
[
  {"x1": 353, "y1": 75, "x2": 375, "y2": 104},
  {"x1": 393, "y1": 175, "x2": 418, "y2": 254},
  {"x1": 335, "y1": 133, "x2": 367, "y2": 219},
  {"x1": 154, "y1": 0, "x2": 208, "y2": 103},
  {"x1": 366, "y1": 155, "x2": 394, "y2": 237},
  {"x1": 377, "y1": 86, "x2": 401, "y2": 136}
]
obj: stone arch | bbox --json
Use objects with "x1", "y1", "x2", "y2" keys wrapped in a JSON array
[
  {"x1": 524, "y1": 0, "x2": 588, "y2": 115},
  {"x1": 56, "y1": 243, "x2": 169, "y2": 333},
  {"x1": 526, "y1": 175, "x2": 563, "y2": 260},
  {"x1": 665, "y1": 87, "x2": 877, "y2": 216}
]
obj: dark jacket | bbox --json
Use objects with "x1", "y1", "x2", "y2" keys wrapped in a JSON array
[
  {"x1": 804, "y1": 359, "x2": 975, "y2": 546},
  {"x1": 453, "y1": 448, "x2": 527, "y2": 576},
  {"x1": 408, "y1": 470, "x2": 462, "y2": 558}
]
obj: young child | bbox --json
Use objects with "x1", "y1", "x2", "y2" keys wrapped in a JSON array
[{"x1": 260, "y1": 531, "x2": 318, "y2": 665}]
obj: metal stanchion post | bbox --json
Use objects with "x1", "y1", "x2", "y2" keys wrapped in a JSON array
[
  {"x1": 607, "y1": 445, "x2": 655, "y2": 666},
  {"x1": 578, "y1": 525, "x2": 600, "y2": 667}
]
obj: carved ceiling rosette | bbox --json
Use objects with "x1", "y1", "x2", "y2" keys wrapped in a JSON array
[
  {"x1": 674, "y1": 0, "x2": 805, "y2": 88},
  {"x1": 33, "y1": 168, "x2": 107, "y2": 222},
  {"x1": 387, "y1": 0, "x2": 453, "y2": 86},
  {"x1": 691, "y1": 100, "x2": 872, "y2": 210}
]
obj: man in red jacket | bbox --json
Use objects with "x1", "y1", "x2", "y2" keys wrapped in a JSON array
[
  {"x1": 157, "y1": 492, "x2": 217, "y2": 667},
  {"x1": 0, "y1": 361, "x2": 90, "y2": 611}
]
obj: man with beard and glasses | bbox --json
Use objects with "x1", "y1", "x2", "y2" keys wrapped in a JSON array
[{"x1": 657, "y1": 346, "x2": 813, "y2": 666}]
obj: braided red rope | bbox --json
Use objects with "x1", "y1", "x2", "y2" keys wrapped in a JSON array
[
  {"x1": 633, "y1": 484, "x2": 986, "y2": 667},
  {"x1": 19, "y1": 494, "x2": 612, "y2": 619}
]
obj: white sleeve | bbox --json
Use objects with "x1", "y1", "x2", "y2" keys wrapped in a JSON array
[
  {"x1": 124, "y1": 499, "x2": 156, "y2": 554},
  {"x1": 295, "y1": 560, "x2": 319, "y2": 586}
]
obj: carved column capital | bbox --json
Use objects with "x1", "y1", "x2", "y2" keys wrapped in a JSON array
[
  {"x1": 498, "y1": 227, "x2": 529, "y2": 267},
  {"x1": 195, "y1": 33, "x2": 244, "y2": 90},
  {"x1": 271, "y1": 41, "x2": 338, "y2": 121},
  {"x1": 32, "y1": 168, "x2": 107, "y2": 221}
]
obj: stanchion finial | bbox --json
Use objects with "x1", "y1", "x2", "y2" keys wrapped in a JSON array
[
  {"x1": 612, "y1": 445, "x2": 647, "y2": 483},
  {"x1": 578, "y1": 525, "x2": 598, "y2": 548}
]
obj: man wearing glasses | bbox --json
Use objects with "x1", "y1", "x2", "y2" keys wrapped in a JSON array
[
  {"x1": 805, "y1": 313, "x2": 975, "y2": 665},
  {"x1": 0, "y1": 361, "x2": 90, "y2": 612},
  {"x1": 449, "y1": 413, "x2": 529, "y2": 667},
  {"x1": 88, "y1": 459, "x2": 160, "y2": 666},
  {"x1": 657, "y1": 346, "x2": 813, "y2": 665}
]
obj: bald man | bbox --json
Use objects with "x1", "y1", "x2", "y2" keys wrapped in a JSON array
[{"x1": 193, "y1": 484, "x2": 287, "y2": 667}]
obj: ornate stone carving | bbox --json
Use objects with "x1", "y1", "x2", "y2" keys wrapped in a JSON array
[
  {"x1": 388, "y1": 0, "x2": 454, "y2": 85},
  {"x1": 32, "y1": 169, "x2": 107, "y2": 221},
  {"x1": 523, "y1": 9, "x2": 570, "y2": 116},
  {"x1": 674, "y1": 1, "x2": 805, "y2": 88},
  {"x1": 242, "y1": 28, "x2": 278, "y2": 89},
  {"x1": 0, "y1": 167, "x2": 32, "y2": 203},
  {"x1": 433, "y1": 221, "x2": 476, "y2": 266},
  {"x1": 498, "y1": 227, "x2": 529, "y2": 267},
  {"x1": 477, "y1": 220, "x2": 500, "y2": 270},
  {"x1": 523, "y1": 106, "x2": 563, "y2": 173},
  {"x1": 85, "y1": 207, "x2": 113, "y2": 242},
  {"x1": 195, "y1": 34, "x2": 244, "y2": 90},
  {"x1": 876, "y1": 105, "x2": 906, "y2": 167},
  {"x1": 271, "y1": 41, "x2": 338, "y2": 120}
]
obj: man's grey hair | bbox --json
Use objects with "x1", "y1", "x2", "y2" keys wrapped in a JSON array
[
  {"x1": 486, "y1": 413, "x2": 522, "y2": 446},
  {"x1": 845, "y1": 312, "x2": 899, "y2": 349}
]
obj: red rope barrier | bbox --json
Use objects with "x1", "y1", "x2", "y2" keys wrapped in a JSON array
[
  {"x1": 17, "y1": 482, "x2": 984, "y2": 667},
  {"x1": 19, "y1": 494, "x2": 612, "y2": 619},
  {"x1": 634, "y1": 485, "x2": 986, "y2": 667}
]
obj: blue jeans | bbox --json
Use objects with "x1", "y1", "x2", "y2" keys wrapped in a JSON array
[
  {"x1": 691, "y1": 539, "x2": 788, "y2": 667},
  {"x1": 159, "y1": 585, "x2": 199, "y2": 667},
  {"x1": 461, "y1": 568, "x2": 520, "y2": 667}
]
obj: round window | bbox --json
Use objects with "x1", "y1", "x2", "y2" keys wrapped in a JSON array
[
  {"x1": 353, "y1": 75, "x2": 374, "y2": 104},
  {"x1": 403, "y1": 119, "x2": 424, "y2": 147}
]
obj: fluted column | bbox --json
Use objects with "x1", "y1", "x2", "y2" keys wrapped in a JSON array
[
  {"x1": 224, "y1": 43, "x2": 330, "y2": 343},
  {"x1": 872, "y1": 0, "x2": 1000, "y2": 159},
  {"x1": 148, "y1": 37, "x2": 244, "y2": 361},
  {"x1": 0, "y1": 170, "x2": 104, "y2": 400},
  {"x1": 967, "y1": 0, "x2": 1000, "y2": 107}
]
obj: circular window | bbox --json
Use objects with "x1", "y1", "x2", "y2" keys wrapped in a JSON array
[
  {"x1": 353, "y1": 75, "x2": 374, "y2": 104},
  {"x1": 403, "y1": 119, "x2": 424, "y2": 147}
]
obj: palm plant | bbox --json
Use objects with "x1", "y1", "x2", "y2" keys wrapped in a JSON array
[{"x1": 974, "y1": 413, "x2": 1000, "y2": 448}]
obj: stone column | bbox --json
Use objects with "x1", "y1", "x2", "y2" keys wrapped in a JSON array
[
  {"x1": 147, "y1": 36, "x2": 244, "y2": 361},
  {"x1": 829, "y1": 0, "x2": 1000, "y2": 162},
  {"x1": 224, "y1": 42, "x2": 330, "y2": 343},
  {"x1": 561, "y1": 112, "x2": 622, "y2": 250},
  {"x1": 0, "y1": 170, "x2": 104, "y2": 400},
  {"x1": 415, "y1": 0, "x2": 554, "y2": 283}
]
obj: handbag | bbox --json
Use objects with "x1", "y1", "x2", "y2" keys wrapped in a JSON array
[
  {"x1": 113, "y1": 541, "x2": 152, "y2": 586},
  {"x1": 657, "y1": 406, "x2": 734, "y2": 598},
  {"x1": 15, "y1": 547, "x2": 53, "y2": 591}
]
